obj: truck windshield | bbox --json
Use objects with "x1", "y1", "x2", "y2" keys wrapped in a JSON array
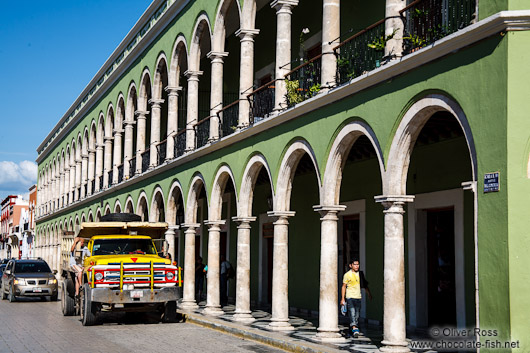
[{"x1": 92, "y1": 238, "x2": 157, "y2": 256}]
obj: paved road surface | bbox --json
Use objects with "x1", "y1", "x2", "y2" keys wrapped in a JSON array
[{"x1": 0, "y1": 296, "x2": 285, "y2": 353}]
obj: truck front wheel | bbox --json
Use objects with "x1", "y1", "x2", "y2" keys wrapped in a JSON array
[
  {"x1": 162, "y1": 301, "x2": 177, "y2": 322},
  {"x1": 81, "y1": 283, "x2": 98, "y2": 326},
  {"x1": 61, "y1": 281, "x2": 75, "y2": 316}
]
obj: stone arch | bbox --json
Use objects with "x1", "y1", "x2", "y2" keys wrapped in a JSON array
[
  {"x1": 185, "y1": 174, "x2": 208, "y2": 224},
  {"x1": 104, "y1": 203, "x2": 112, "y2": 215},
  {"x1": 89, "y1": 120, "x2": 97, "y2": 150},
  {"x1": 115, "y1": 94, "x2": 125, "y2": 128},
  {"x1": 97, "y1": 113, "x2": 105, "y2": 146},
  {"x1": 126, "y1": 83, "x2": 138, "y2": 123},
  {"x1": 212, "y1": 0, "x2": 242, "y2": 52},
  {"x1": 150, "y1": 186, "x2": 166, "y2": 222},
  {"x1": 385, "y1": 93, "x2": 477, "y2": 195},
  {"x1": 96, "y1": 208, "x2": 102, "y2": 222},
  {"x1": 275, "y1": 140, "x2": 322, "y2": 212},
  {"x1": 81, "y1": 213, "x2": 86, "y2": 223},
  {"x1": 154, "y1": 54, "x2": 169, "y2": 100},
  {"x1": 322, "y1": 120, "x2": 385, "y2": 205},
  {"x1": 88, "y1": 210, "x2": 94, "y2": 222},
  {"x1": 167, "y1": 180, "x2": 185, "y2": 226},
  {"x1": 210, "y1": 164, "x2": 238, "y2": 221},
  {"x1": 238, "y1": 153, "x2": 274, "y2": 218},
  {"x1": 169, "y1": 35, "x2": 189, "y2": 87},
  {"x1": 137, "y1": 191, "x2": 149, "y2": 221},
  {"x1": 189, "y1": 13, "x2": 213, "y2": 72},
  {"x1": 240, "y1": 0, "x2": 257, "y2": 29},
  {"x1": 138, "y1": 69, "x2": 152, "y2": 111},
  {"x1": 125, "y1": 196, "x2": 135, "y2": 213},
  {"x1": 114, "y1": 199, "x2": 122, "y2": 213}
]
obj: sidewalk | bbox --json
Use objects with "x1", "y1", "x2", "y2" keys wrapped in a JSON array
[{"x1": 178, "y1": 302, "x2": 383, "y2": 353}]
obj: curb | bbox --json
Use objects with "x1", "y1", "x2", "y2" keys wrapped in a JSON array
[{"x1": 178, "y1": 310, "x2": 347, "y2": 353}]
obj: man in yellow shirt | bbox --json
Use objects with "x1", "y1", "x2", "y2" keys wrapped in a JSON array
[{"x1": 340, "y1": 259, "x2": 372, "y2": 338}]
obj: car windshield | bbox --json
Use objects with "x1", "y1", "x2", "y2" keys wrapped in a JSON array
[
  {"x1": 14, "y1": 262, "x2": 51, "y2": 273},
  {"x1": 92, "y1": 238, "x2": 157, "y2": 256}
]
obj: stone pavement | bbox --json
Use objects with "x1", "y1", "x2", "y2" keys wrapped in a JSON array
[{"x1": 179, "y1": 302, "x2": 385, "y2": 353}]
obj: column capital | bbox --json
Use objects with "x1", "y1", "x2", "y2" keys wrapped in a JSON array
[
  {"x1": 235, "y1": 28, "x2": 260, "y2": 41},
  {"x1": 113, "y1": 128, "x2": 125, "y2": 134},
  {"x1": 124, "y1": 120, "x2": 137, "y2": 126},
  {"x1": 96, "y1": 143, "x2": 105, "y2": 149},
  {"x1": 165, "y1": 86, "x2": 183, "y2": 96},
  {"x1": 149, "y1": 98, "x2": 165, "y2": 107},
  {"x1": 271, "y1": 0, "x2": 298, "y2": 11},
  {"x1": 374, "y1": 195, "x2": 415, "y2": 204},
  {"x1": 207, "y1": 51, "x2": 229, "y2": 63},
  {"x1": 204, "y1": 220, "x2": 226, "y2": 229},
  {"x1": 88, "y1": 148, "x2": 96, "y2": 154},
  {"x1": 232, "y1": 216, "x2": 257, "y2": 224},
  {"x1": 184, "y1": 70, "x2": 203, "y2": 81},
  {"x1": 181, "y1": 223, "x2": 201, "y2": 229},
  {"x1": 135, "y1": 110, "x2": 150, "y2": 117},
  {"x1": 81, "y1": 153, "x2": 88, "y2": 159},
  {"x1": 267, "y1": 211, "x2": 295, "y2": 219}
]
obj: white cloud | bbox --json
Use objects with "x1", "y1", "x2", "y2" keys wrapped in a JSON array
[{"x1": 0, "y1": 160, "x2": 37, "y2": 198}]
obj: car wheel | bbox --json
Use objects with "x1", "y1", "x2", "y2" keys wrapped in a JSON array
[
  {"x1": 8, "y1": 286, "x2": 16, "y2": 302},
  {"x1": 81, "y1": 283, "x2": 97, "y2": 326},
  {"x1": 61, "y1": 281, "x2": 75, "y2": 316},
  {"x1": 162, "y1": 301, "x2": 177, "y2": 323}
]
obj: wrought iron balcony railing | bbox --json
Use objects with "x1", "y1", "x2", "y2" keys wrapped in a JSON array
[
  {"x1": 284, "y1": 55, "x2": 322, "y2": 108},
  {"x1": 195, "y1": 117, "x2": 211, "y2": 148},
  {"x1": 400, "y1": 0, "x2": 476, "y2": 54},
  {"x1": 141, "y1": 149, "x2": 150, "y2": 173},
  {"x1": 249, "y1": 80, "x2": 276, "y2": 123},
  {"x1": 91, "y1": 179, "x2": 95, "y2": 194},
  {"x1": 108, "y1": 170, "x2": 113, "y2": 188},
  {"x1": 174, "y1": 129, "x2": 186, "y2": 158},
  {"x1": 218, "y1": 100, "x2": 239, "y2": 138},
  {"x1": 334, "y1": 19, "x2": 385, "y2": 85},
  {"x1": 99, "y1": 175, "x2": 103, "y2": 190},
  {"x1": 157, "y1": 140, "x2": 167, "y2": 165},
  {"x1": 129, "y1": 157, "x2": 136, "y2": 178},
  {"x1": 117, "y1": 164, "x2": 124, "y2": 184}
]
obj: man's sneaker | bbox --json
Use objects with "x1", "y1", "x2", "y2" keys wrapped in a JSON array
[{"x1": 352, "y1": 327, "x2": 360, "y2": 338}]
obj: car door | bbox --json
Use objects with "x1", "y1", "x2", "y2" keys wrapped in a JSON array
[{"x1": 3, "y1": 261, "x2": 13, "y2": 293}]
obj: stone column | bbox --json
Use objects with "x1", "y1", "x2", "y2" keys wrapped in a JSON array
[
  {"x1": 232, "y1": 216, "x2": 256, "y2": 322},
  {"x1": 165, "y1": 86, "x2": 182, "y2": 160},
  {"x1": 267, "y1": 211, "x2": 296, "y2": 331},
  {"x1": 81, "y1": 153, "x2": 88, "y2": 198},
  {"x1": 87, "y1": 149, "x2": 95, "y2": 195},
  {"x1": 135, "y1": 110, "x2": 149, "y2": 174},
  {"x1": 385, "y1": 0, "x2": 406, "y2": 59},
  {"x1": 75, "y1": 159, "x2": 81, "y2": 201},
  {"x1": 179, "y1": 223, "x2": 200, "y2": 310},
  {"x1": 321, "y1": 0, "x2": 340, "y2": 91},
  {"x1": 103, "y1": 136, "x2": 113, "y2": 188},
  {"x1": 95, "y1": 143, "x2": 104, "y2": 192},
  {"x1": 113, "y1": 128, "x2": 124, "y2": 183},
  {"x1": 59, "y1": 171, "x2": 65, "y2": 208},
  {"x1": 236, "y1": 29, "x2": 260, "y2": 128},
  {"x1": 271, "y1": 0, "x2": 298, "y2": 111},
  {"x1": 375, "y1": 195, "x2": 414, "y2": 353},
  {"x1": 165, "y1": 226, "x2": 177, "y2": 262},
  {"x1": 149, "y1": 99, "x2": 164, "y2": 167},
  {"x1": 207, "y1": 52, "x2": 228, "y2": 141},
  {"x1": 69, "y1": 165, "x2": 76, "y2": 201},
  {"x1": 313, "y1": 205, "x2": 347, "y2": 341},
  {"x1": 64, "y1": 167, "x2": 70, "y2": 205},
  {"x1": 184, "y1": 70, "x2": 203, "y2": 151},
  {"x1": 123, "y1": 120, "x2": 135, "y2": 177},
  {"x1": 203, "y1": 220, "x2": 226, "y2": 316}
]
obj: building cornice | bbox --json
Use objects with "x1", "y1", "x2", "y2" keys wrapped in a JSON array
[
  {"x1": 35, "y1": 10, "x2": 530, "y2": 223},
  {"x1": 36, "y1": 0, "x2": 191, "y2": 163}
]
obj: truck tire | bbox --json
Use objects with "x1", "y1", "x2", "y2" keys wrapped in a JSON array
[
  {"x1": 8, "y1": 286, "x2": 16, "y2": 302},
  {"x1": 162, "y1": 301, "x2": 177, "y2": 323},
  {"x1": 61, "y1": 281, "x2": 75, "y2": 316},
  {"x1": 81, "y1": 283, "x2": 97, "y2": 326},
  {"x1": 100, "y1": 213, "x2": 141, "y2": 222}
]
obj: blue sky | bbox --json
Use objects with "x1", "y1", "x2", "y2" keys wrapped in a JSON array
[{"x1": 0, "y1": 0, "x2": 149, "y2": 200}]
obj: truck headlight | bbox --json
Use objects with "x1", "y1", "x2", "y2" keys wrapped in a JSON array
[
  {"x1": 95, "y1": 273, "x2": 104, "y2": 281},
  {"x1": 48, "y1": 278, "x2": 57, "y2": 284},
  {"x1": 166, "y1": 272, "x2": 174, "y2": 281},
  {"x1": 14, "y1": 278, "x2": 26, "y2": 285}
]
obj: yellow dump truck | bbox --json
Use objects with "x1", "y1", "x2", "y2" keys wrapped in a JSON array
[{"x1": 60, "y1": 213, "x2": 182, "y2": 326}]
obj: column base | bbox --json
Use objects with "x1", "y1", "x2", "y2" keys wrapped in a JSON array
[
  {"x1": 380, "y1": 340, "x2": 410, "y2": 353},
  {"x1": 202, "y1": 305, "x2": 224, "y2": 316},
  {"x1": 232, "y1": 311, "x2": 255, "y2": 323},
  {"x1": 178, "y1": 300, "x2": 199, "y2": 311},
  {"x1": 267, "y1": 319, "x2": 294, "y2": 331},
  {"x1": 314, "y1": 328, "x2": 346, "y2": 342}
]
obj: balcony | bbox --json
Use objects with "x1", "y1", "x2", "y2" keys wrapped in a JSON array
[
  {"x1": 108, "y1": 170, "x2": 113, "y2": 188},
  {"x1": 117, "y1": 164, "x2": 124, "y2": 183},
  {"x1": 249, "y1": 81, "x2": 276, "y2": 123},
  {"x1": 195, "y1": 117, "x2": 211, "y2": 148},
  {"x1": 218, "y1": 100, "x2": 239, "y2": 138},
  {"x1": 284, "y1": 56, "x2": 322, "y2": 108},
  {"x1": 129, "y1": 156, "x2": 136, "y2": 177},
  {"x1": 98, "y1": 175, "x2": 103, "y2": 191},
  {"x1": 157, "y1": 140, "x2": 167, "y2": 165},
  {"x1": 141, "y1": 149, "x2": 149, "y2": 173}
]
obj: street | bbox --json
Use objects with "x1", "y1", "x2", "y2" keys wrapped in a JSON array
[{"x1": 0, "y1": 297, "x2": 286, "y2": 353}]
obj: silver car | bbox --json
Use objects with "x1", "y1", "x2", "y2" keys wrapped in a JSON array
[{"x1": 1, "y1": 259, "x2": 58, "y2": 302}]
